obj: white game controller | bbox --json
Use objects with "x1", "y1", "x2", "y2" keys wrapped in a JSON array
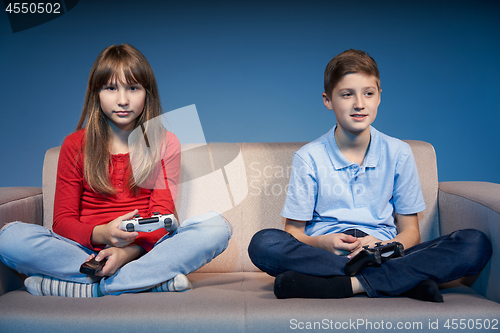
[{"x1": 119, "y1": 212, "x2": 178, "y2": 233}]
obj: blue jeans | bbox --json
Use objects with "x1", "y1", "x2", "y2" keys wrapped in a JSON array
[
  {"x1": 0, "y1": 211, "x2": 232, "y2": 296},
  {"x1": 248, "y1": 228, "x2": 492, "y2": 298}
]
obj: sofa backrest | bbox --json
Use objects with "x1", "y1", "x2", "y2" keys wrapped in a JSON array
[{"x1": 42, "y1": 140, "x2": 439, "y2": 273}]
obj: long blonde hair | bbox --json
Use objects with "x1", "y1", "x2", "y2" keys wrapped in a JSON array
[{"x1": 76, "y1": 44, "x2": 165, "y2": 194}]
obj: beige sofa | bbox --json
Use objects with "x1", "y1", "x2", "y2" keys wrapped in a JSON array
[{"x1": 0, "y1": 141, "x2": 499, "y2": 332}]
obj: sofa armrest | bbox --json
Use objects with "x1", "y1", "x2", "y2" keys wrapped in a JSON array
[
  {"x1": 438, "y1": 181, "x2": 500, "y2": 303},
  {"x1": 0, "y1": 187, "x2": 43, "y2": 295},
  {"x1": 0, "y1": 187, "x2": 43, "y2": 228}
]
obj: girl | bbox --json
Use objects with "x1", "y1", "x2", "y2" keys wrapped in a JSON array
[{"x1": 0, "y1": 44, "x2": 232, "y2": 297}]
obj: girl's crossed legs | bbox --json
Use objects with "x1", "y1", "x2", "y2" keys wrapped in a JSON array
[{"x1": 0, "y1": 211, "x2": 232, "y2": 296}]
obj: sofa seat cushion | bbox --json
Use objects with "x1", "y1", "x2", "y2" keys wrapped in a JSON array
[{"x1": 0, "y1": 272, "x2": 499, "y2": 333}]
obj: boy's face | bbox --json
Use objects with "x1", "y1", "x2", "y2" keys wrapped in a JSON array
[{"x1": 322, "y1": 73, "x2": 381, "y2": 136}]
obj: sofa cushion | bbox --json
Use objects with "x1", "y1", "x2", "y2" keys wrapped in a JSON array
[{"x1": 0, "y1": 273, "x2": 498, "y2": 333}]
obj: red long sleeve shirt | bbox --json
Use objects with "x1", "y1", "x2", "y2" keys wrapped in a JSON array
[{"x1": 52, "y1": 129, "x2": 181, "y2": 252}]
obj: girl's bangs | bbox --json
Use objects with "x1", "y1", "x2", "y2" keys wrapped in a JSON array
[{"x1": 93, "y1": 56, "x2": 146, "y2": 90}]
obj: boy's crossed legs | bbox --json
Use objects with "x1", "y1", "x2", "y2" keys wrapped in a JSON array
[{"x1": 248, "y1": 228, "x2": 492, "y2": 302}]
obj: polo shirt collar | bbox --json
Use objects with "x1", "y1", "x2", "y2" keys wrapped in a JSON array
[{"x1": 326, "y1": 125, "x2": 381, "y2": 170}]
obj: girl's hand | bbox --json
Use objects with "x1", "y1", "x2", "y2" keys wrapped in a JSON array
[
  {"x1": 91, "y1": 210, "x2": 139, "y2": 248},
  {"x1": 93, "y1": 247, "x2": 127, "y2": 277},
  {"x1": 93, "y1": 245, "x2": 144, "y2": 277}
]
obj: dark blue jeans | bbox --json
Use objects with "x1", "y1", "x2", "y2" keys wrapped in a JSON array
[{"x1": 248, "y1": 228, "x2": 492, "y2": 297}]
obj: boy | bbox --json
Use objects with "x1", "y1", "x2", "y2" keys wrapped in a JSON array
[{"x1": 248, "y1": 49, "x2": 491, "y2": 302}]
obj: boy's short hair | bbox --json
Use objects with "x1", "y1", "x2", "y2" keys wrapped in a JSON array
[{"x1": 324, "y1": 49, "x2": 380, "y2": 98}]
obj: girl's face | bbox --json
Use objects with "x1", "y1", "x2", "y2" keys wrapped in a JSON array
[{"x1": 99, "y1": 74, "x2": 146, "y2": 132}]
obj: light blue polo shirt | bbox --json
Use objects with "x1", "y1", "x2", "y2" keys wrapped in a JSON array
[{"x1": 281, "y1": 125, "x2": 426, "y2": 241}]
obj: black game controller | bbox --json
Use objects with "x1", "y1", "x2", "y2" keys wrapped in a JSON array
[
  {"x1": 344, "y1": 242, "x2": 404, "y2": 276},
  {"x1": 80, "y1": 257, "x2": 107, "y2": 276}
]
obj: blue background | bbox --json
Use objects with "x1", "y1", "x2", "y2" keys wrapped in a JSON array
[{"x1": 1, "y1": 0, "x2": 499, "y2": 187}]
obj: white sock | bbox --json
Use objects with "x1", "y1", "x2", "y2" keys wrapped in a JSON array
[
  {"x1": 150, "y1": 273, "x2": 192, "y2": 292},
  {"x1": 25, "y1": 275, "x2": 99, "y2": 297}
]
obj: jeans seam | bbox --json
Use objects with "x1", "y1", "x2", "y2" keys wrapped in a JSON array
[
  {"x1": 251, "y1": 259, "x2": 284, "y2": 276},
  {"x1": 0, "y1": 221, "x2": 19, "y2": 233},
  {"x1": 356, "y1": 273, "x2": 376, "y2": 297}
]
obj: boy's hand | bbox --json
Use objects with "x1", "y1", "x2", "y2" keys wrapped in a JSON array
[
  {"x1": 317, "y1": 233, "x2": 360, "y2": 255},
  {"x1": 347, "y1": 235, "x2": 383, "y2": 259},
  {"x1": 284, "y1": 219, "x2": 361, "y2": 255},
  {"x1": 91, "y1": 210, "x2": 139, "y2": 248}
]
